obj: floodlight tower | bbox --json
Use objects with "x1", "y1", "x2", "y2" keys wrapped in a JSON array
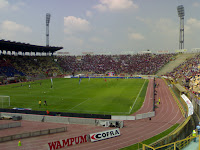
[
  {"x1": 46, "y1": 13, "x2": 51, "y2": 47},
  {"x1": 177, "y1": 5, "x2": 185, "y2": 49}
]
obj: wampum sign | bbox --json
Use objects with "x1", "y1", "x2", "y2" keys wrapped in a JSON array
[
  {"x1": 48, "y1": 134, "x2": 88, "y2": 150},
  {"x1": 90, "y1": 128, "x2": 120, "y2": 142}
]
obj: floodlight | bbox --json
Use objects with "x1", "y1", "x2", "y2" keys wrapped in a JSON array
[
  {"x1": 177, "y1": 5, "x2": 184, "y2": 18},
  {"x1": 46, "y1": 13, "x2": 51, "y2": 25},
  {"x1": 46, "y1": 13, "x2": 51, "y2": 47},
  {"x1": 177, "y1": 5, "x2": 185, "y2": 49}
]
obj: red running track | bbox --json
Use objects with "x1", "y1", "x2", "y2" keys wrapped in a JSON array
[{"x1": 0, "y1": 78, "x2": 185, "y2": 150}]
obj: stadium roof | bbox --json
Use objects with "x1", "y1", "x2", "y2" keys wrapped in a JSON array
[{"x1": 0, "y1": 39, "x2": 63, "y2": 54}]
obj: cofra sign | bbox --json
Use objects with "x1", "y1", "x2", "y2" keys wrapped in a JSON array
[
  {"x1": 90, "y1": 128, "x2": 120, "y2": 142},
  {"x1": 48, "y1": 134, "x2": 88, "y2": 150}
]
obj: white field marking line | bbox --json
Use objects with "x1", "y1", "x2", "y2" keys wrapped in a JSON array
[
  {"x1": 135, "y1": 79, "x2": 152, "y2": 113},
  {"x1": 68, "y1": 98, "x2": 90, "y2": 111},
  {"x1": 10, "y1": 97, "x2": 87, "y2": 109},
  {"x1": 65, "y1": 109, "x2": 127, "y2": 114},
  {"x1": 83, "y1": 80, "x2": 183, "y2": 150},
  {"x1": 50, "y1": 97, "x2": 88, "y2": 108},
  {"x1": 13, "y1": 94, "x2": 87, "y2": 99},
  {"x1": 96, "y1": 88, "x2": 183, "y2": 150},
  {"x1": 129, "y1": 79, "x2": 146, "y2": 113},
  {"x1": 66, "y1": 94, "x2": 183, "y2": 150}
]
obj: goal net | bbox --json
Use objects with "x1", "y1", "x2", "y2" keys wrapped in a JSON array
[{"x1": 0, "y1": 96, "x2": 10, "y2": 108}]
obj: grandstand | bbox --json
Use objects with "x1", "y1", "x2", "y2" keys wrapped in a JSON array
[
  {"x1": 57, "y1": 54, "x2": 175, "y2": 75},
  {"x1": 0, "y1": 53, "x2": 175, "y2": 79},
  {"x1": 0, "y1": 40, "x2": 200, "y2": 149}
]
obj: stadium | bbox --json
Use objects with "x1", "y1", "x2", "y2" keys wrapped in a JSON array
[{"x1": 0, "y1": 1, "x2": 200, "y2": 150}]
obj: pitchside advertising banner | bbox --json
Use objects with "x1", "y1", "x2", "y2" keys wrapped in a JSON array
[
  {"x1": 47, "y1": 134, "x2": 88, "y2": 150},
  {"x1": 181, "y1": 94, "x2": 194, "y2": 117},
  {"x1": 90, "y1": 128, "x2": 120, "y2": 142},
  {"x1": 47, "y1": 129, "x2": 120, "y2": 149}
]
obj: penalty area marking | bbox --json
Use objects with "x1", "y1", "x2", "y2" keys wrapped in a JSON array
[
  {"x1": 129, "y1": 79, "x2": 146, "y2": 114},
  {"x1": 68, "y1": 98, "x2": 91, "y2": 111}
]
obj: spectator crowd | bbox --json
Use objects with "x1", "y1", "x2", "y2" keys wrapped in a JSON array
[
  {"x1": 0, "y1": 55, "x2": 61, "y2": 78},
  {"x1": 57, "y1": 54, "x2": 175, "y2": 75},
  {"x1": 166, "y1": 54, "x2": 200, "y2": 79},
  {"x1": 166, "y1": 54, "x2": 200, "y2": 92},
  {"x1": 0, "y1": 53, "x2": 175, "y2": 80}
]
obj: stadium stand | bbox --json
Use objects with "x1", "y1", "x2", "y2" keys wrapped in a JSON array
[
  {"x1": 0, "y1": 55, "x2": 24, "y2": 77},
  {"x1": 0, "y1": 55, "x2": 61, "y2": 78},
  {"x1": 2, "y1": 39, "x2": 199, "y2": 149},
  {"x1": 156, "y1": 53, "x2": 195, "y2": 76},
  {"x1": 166, "y1": 54, "x2": 200, "y2": 91},
  {"x1": 57, "y1": 53, "x2": 175, "y2": 75},
  {"x1": 166, "y1": 54, "x2": 200, "y2": 79},
  {"x1": 0, "y1": 53, "x2": 175, "y2": 79}
]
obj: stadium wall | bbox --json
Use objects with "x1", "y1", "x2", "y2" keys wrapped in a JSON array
[
  {"x1": 111, "y1": 111, "x2": 155, "y2": 120},
  {"x1": 0, "y1": 126, "x2": 67, "y2": 143},
  {"x1": 0, "y1": 108, "x2": 111, "y2": 119},
  {"x1": 0, "y1": 121, "x2": 21, "y2": 130},
  {"x1": 0, "y1": 112, "x2": 96, "y2": 125}
]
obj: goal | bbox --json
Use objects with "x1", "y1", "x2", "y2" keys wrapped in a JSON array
[{"x1": 0, "y1": 96, "x2": 10, "y2": 108}]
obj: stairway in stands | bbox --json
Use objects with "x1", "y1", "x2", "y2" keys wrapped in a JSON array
[{"x1": 156, "y1": 53, "x2": 196, "y2": 76}]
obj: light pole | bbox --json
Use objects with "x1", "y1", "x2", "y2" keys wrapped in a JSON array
[
  {"x1": 177, "y1": 5, "x2": 185, "y2": 49},
  {"x1": 46, "y1": 13, "x2": 51, "y2": 47}
]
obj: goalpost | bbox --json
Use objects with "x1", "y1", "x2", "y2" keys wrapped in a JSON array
[{"x1": 0, "y1": 96, "x2": 10, "y2": 108}]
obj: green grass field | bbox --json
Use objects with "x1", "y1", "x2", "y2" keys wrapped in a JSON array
[{"x1": 0, "y1": 78, "x2": 148, "y2": 115}]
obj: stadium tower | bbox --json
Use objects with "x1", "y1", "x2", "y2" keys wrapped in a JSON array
[
  {"x1": 46, "y1": 13, "x2": 51, "y2": 47},
  {"x1": 177, "y1": 5, "x2": 185, "y2": 49}
]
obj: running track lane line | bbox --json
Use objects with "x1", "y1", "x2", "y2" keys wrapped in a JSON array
[
  {"x1": 87, "y1": 80, "x2": 182, "y2": 150},
  {"x1": 69, "y1": 79, "x2": 184, "y2": 150},
  {"x1": 133, "y1": 79, "x2": 153, "y2": 115}
]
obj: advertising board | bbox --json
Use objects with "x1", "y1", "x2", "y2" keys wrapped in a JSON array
[
  {"x1": 90, "y1": 128, "x2": 120, "y2": 142},
  {"x1": 48, "y1": 134, "x2": 88, "y2": 150},
  {"x1": 181, "y1": 94, "x2": 193, "y2": 117}
]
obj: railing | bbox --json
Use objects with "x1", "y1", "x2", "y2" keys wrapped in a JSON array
[
  {"x1": 145, "y1": 78, "x2": 192, "y2": 149},
  {"x1": 163, "y1": 78, "x2": 186, "y2": 117},
  {"x1": 0, "y1": 126, "x2": 67, "y2": 143},
  {"x1": 141, "y1": 133, "x2": 198, "y2": 150}
]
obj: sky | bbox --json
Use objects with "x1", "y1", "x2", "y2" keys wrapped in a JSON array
[{"x1": 0, "y1": 0, "x2": 200, "y2": 55}]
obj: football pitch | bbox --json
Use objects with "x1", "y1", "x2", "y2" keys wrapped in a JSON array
[{"x1": 0, "y1": 78, "x2": 149, "y2": 115}]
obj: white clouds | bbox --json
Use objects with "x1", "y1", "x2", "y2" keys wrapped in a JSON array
[
  {"x1": 192, "y1": 2, "x2": 200, "y2": 7},
  {"x1": 1, "y1": 20, "x2": 32, "y2": 33},
  {"x1": 94, "y1": 0, "x2": 138, "y2": 12},
  {"x1": 136, "y1": 17, "x2": 178, "y2": 37},
  {"x1": 0, "y1": 0, "x2": 25, "y2": 11},
  {"x1": 129, "y1": 33, "x2": 144, "y2": 40},
  {"x1": 11, "y1": 2, "x2": 25, "y2": 11},
  {"x1": 64, "y1": 36, "x2": 84, "y2": 46},
  {"x1": 184, "y1": 18, "x2": 200, "y2": 34},
  {"x1": 94, "y1": 3, "x2": 107, "y2": 12},
  {"x1": 0, "y1": 0, "x2": 8, "y2": 9},
  {"x1": 64, "y1": 16, "x2": 90, "y2": 35},
  {"x1": 154, "y1": 18, "x2": 177, "y2": 35},
  {"x1": 186, "y1": 18, "x2": 200, "y2": 28},
  {"x1": 0, "y1": 20, "x2": 32, "y2": 41},
  {"x1": 86, "y1": 10, "x2": 93, "y2": 17},
  {"x1": 136, "y1": 16, "x2": 152, "y2": 25},
  {"x1": 135, "y1": 16, "x2": 200, "y2": 50},
  {"x1": 89, "y1": 37, "x2": 104, "y2": 43}
]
